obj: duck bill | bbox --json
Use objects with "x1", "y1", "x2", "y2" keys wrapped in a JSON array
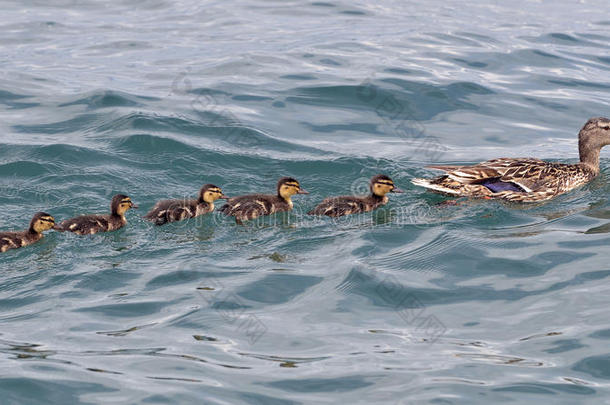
[
  {"x1": 391, "y1": 188, "x2": 404, "y2": 193},
  {"x1": 297, "y1": 189, "x2": 309, "y2": 195},
  {"x1": 220, "y1": 194, "x2": 229, "y2": 200},
  {"x1": 130, "y1": 203, "x2": 139, "y2": 209}
]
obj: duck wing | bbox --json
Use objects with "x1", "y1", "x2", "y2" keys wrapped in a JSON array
[{"x1": 428, "y1": 158, "x2": 549, "y2": 192}]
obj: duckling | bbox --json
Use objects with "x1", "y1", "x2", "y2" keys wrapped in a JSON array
[
  {"x1": 1, "y1": 212, "x2": 55, "y2": 253},
  {"x1": 219, "y1": 177, "x2": 308, "y2": 224},
  {"x1": 412, "y1": 117, "x2": 610, "y2": 202},
  {"x1": 144, "y1": 184, "x2": 228, "y2": 226},
  {"x1": 54, "y1": 194, "x2": 138, "y2": 235},
  {"x1": 308, "y1": 175, "x2": 403, "y2": 217}
]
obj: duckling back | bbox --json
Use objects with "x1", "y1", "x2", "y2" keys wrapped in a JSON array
[
  {"x1": 308, "y1": 195, "x2": 381, "y2": 217},
  {"x1": 55, "y1": 214, "x2": 122, "y2": 235},
  {"x1": 0, "y1": 232, "x2": 28, "y2": 252},
  {"x1": 144, "y1": 199, "x2": 210, "y2": 226},
  {"x1": 220, "y1": 194, "x2": 289, "y2": 223}
]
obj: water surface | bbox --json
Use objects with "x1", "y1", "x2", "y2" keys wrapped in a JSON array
[{"x1": 1, "y1": 0, "x2": 610, "y2": 403}]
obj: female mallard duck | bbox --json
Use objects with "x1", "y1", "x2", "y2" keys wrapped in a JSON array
[
  {"x1": 219, "y1": 177, "x2": 308, "y2": 224},
  {"x1": 144, "y1": 184, "x2": 228, "y2": 226},
  {"x1": 308, "y1": 175, "x2": 403, "y2": 217},
  {"x1": 412, "y1": 117, "x2": 610, "y2": 202},
  {"x1": 1, "y1": 212, "x2": 55, "y2": 253},
  {"x1": 54, "y1": 194, "x2": 138, "y2": 235}
]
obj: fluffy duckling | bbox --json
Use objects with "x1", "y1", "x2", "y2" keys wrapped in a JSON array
[
  {"x1": 219, "y1": 177, "x2": 308, "y2": 224},
  {"x1": 308, "y1": 175, "x2": 403, "y2": 217},
  {"x1": 144, "y1": 184, "x2": 228, "y2": 226},
  {"x1": 54, "y1": 194, "x2": 138, "y2": 235},
  {"x1": 412, "y1": 117, "x2": 610, "y2": 202},
  {"x1": 1, "y1": 212, "x2": 55, "y2": 253}
]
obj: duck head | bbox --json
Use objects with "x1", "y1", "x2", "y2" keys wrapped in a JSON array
[
  {"x1": 199, "y1": 184, "x2": 228, "y2": 204},
  {"x1": 370, "y1": 175, "x2": 403, "y2": 197},
  {"x1": 111, "y1": 194, "x2": 138, "y2": 217},
  {"x1": 277, "y1": 177, "x2": 308, "y2": 201},
  {"x1": 579, "y1": 117, "x2": 610, "y2": 171},
  {"x1": 29, "y1": 212, "x2": 55, "y2": 234}
]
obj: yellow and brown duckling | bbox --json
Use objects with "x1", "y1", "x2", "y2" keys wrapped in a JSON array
[
  {"x1": 0, "y1": 212, "x2": 55, "y2": 253},
  {"x1": 308, "y1": 174, "x2": 403, "y2": 217},
  {"x1": 54, "y1": 194, "x2": 138, "y2": 235},
  {"x1": 412, "y1": 117, "x2": 610, "y2": 202},
  {"x1": 144, "y1": 184, "x2": 228, "y2": 226},
  {"x1": 219, "y1": 177, "x2": 308, "y2": 224}
]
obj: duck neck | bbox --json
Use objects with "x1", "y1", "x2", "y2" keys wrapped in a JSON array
[
  {"x1": 199, "y1": 196, "x2": 213, "y2": 207},
  {"x1": 579, "y1": 138, "x2": 601, "y2": 174},
  {"x1": 279, "y1": 193, "x2": 293, "y2": 208}
]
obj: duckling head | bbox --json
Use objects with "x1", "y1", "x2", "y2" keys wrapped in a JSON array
[
  {"x1": 199, "y1": 184, "x2": 228, "y2": 204},
  {"x1": 277, "y1": 177, "x2": 308, "y2": 202},
  {"x1": 29, "y1": 212, "x2": 55, "y2": 234},
  {"x1": 111, "y1": 194, "x2": 138, "y2": 216},
  {"x1": 579, "y1": 117, "x2": 610, "y2": 170},
  {"x1": 370, "y1": 175, "x2": 403, "y2": 197}
]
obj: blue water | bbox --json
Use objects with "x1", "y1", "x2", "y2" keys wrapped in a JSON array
[{"x1": 2, "y1": 0, "x2": 610, "y2": 403}]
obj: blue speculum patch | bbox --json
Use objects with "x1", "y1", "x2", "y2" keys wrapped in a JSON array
[{"x1": 481, "y1": 179, "x2": 525, "y2": 193}]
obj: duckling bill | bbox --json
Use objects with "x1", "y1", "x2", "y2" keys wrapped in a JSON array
[
  {"x1": 308, "y1": 175, "x2": 403, "y2": 217},
  {"x1": 0, "y1": 212, "x2": 55, "y2": 253},
  {"x1": 219, "y1": 177, "x2": 308, "y2": 224},
  {"x1": 144, "y1": 184, "x2": 227, "y2": 226},
  {"x1": 54, "y1": 194, "x2": 138, "y2": 235},
  {"x1": 412, "y1": 117, "x2": 610, "y2": 202}
]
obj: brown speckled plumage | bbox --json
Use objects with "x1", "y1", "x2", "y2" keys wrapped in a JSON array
[
  {"x1": 144, "y1": 184, "x2": 227, "y2": 226},
  {"x1": 308, "y1": 175, "x2": 403, "y2": 217},
  {"x1": 0, "y1": 212, "x2": 55, "y2": 253},
  {"x1": 412, "y1": 117, "x2": 610, "y2": 202},
  {"x1": 54, "y1": 194, "x2": 138, "y2": 235},
  {"x1": 219, "y1": 177, "x2": 307, "y2": 224}
]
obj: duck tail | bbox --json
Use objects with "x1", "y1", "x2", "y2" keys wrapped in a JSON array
[
  {"x1": 411, "y1": 178, "x2": 462, "y2": 195},
  {"x1": 153, "y1": 217, "x2": 168, "y2": 226},
  {"x1": 218, "y1": 204, "x2": 230, "y2": 215},
  {"x1": 143, "y1": 210, "x2": 167, "y2": 226}
]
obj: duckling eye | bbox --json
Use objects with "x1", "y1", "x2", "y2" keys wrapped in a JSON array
[{"x1": 376, "y1": 181, "x2": 394, "y2": 188}]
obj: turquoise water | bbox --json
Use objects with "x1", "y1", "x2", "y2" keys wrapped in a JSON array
[{"x1": 2, "y1": 0, "x2": 610, "y2": 403}]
